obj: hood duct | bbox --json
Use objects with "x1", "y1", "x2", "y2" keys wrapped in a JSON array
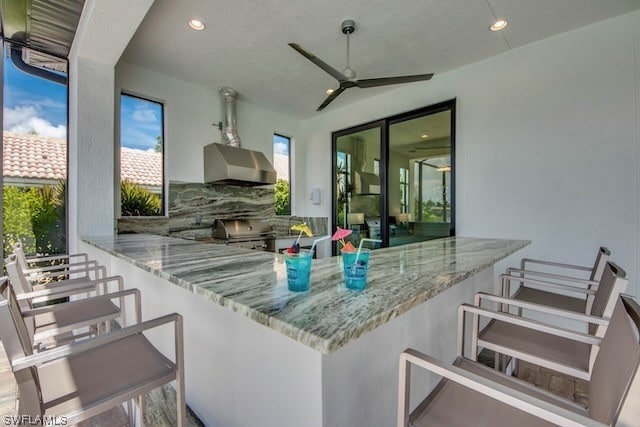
[
  {"x1": 354, "y1": 171, "x2": 380, "y2": 195},
  {"x1": 352, "y1": 137, "x2": 380, "y2": 195},
  {"x1": 204, "y1": 87, "x2": 277, "y2": 186}
]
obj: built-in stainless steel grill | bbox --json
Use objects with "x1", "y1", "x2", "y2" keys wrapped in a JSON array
[{"x1": 211, "y1": 219, "x2": 276, "y2": 252}]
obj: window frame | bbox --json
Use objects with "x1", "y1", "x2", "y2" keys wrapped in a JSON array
[{"x1": 399, "y1": 167, "x2": 409, "y2": 213}]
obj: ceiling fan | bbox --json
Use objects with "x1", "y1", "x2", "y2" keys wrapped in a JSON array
[{"x1": 289, "y1": 19, "x2": 434, "y2": 111}]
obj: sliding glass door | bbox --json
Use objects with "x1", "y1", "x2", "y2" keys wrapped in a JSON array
[
  {"x1": 388, "y1": 107, "x2": 454, "y2": 246},
  {"x1": 332, "y1": 100, "x2": 455, "y2": 253},
  {"x1": 333, "y1": 121, "x2": 385, "y2": 252}
]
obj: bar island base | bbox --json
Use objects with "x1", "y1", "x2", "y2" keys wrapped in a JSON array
[{"x1": 80, "y1": 235, "x2": 527, "y2": 426}]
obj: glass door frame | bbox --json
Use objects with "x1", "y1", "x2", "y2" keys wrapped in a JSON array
[
  {"x1": 331, "y1": 99, "x2": 456, "y2": 255},
  {"x1": 331, "y1": 119, "x2": 387, "y2": 254},
  {"x1": 387, "y1": 99, "x2": 456, "y2": 238}
]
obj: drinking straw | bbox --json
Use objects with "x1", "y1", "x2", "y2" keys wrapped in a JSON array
[
  {"x1": 310, "y1": 235, "x2": 331, "y2": 254},
  {"x1": 355, "y1": 238, "x2": 382, "y2": 263}
]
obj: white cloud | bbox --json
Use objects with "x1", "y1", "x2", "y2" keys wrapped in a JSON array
[
  {"x1": 18, "y1": 97, "x2": 66, "y2": 110},
  {"x1": 274, "y1": 141, "x2": 288, "y2": 155},
  {"x1": 3, "y1": 106, "x2": 66, "y2": 138},
  {"x1": 132, "y1": 106, "x2": 157, "y2": 122}
]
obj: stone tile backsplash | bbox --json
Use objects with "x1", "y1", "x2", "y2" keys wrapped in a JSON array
[{"x1": 117, "y1": 181, "x2": 327, "y2": 238}]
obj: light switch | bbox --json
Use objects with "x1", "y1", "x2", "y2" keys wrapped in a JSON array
[{"x1": 310, "y1": 188, "x2": 321, "y2": 205}]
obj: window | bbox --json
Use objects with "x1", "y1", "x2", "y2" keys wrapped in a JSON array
[
  {"x1": 274, "y1": 134, "x2": 291, "y2": 215},
  {"x1": 119, "y1": 93, "x2": 165, "y2": 216},
  {"x1": 2, "y1": 44, "x2": 68, "y2": 257},
  {"x1": 400, "y1": 168, "x2": 409, "y2": 213}
]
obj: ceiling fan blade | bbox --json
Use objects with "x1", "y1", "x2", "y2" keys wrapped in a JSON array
[
  {"x1": 289, "y1": 43, "x2": 346, "y2": 82},
  {"x1": 317, "y1": 86, "x2": 346, "y2": 111},
  {"x1": 356, "y1": 73, "x2": 434, "y2": 88}
]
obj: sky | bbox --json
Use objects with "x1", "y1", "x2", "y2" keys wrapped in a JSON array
[
  {"x1": 120, "y1": 94, "x2": 163, "y2": 151},
  {"x1": 3, "y1": 53, "x2": 162, "y2": 151},
  {"x1": 274, "y1": 134, "x2": 289, "y2": 156},
  {"x1": 3, "y1": 56, "x2": 67, "y2": 138}
]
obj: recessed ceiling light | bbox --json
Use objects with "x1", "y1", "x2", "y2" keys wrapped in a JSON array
[
  {"x1": 489, "y1": 19, "x2": 507, "y2": 31},
  {"x1": 326, "y1": 88, "x2": 335, "y2": 95},
  {"x1": 420, "y1": 134, "x2": 428, "y2": 139},
  {"x1": 189, "y1": 19, "x2": 206, "y2": 31}
]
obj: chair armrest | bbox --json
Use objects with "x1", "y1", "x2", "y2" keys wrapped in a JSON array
[
  {"x1": 31, "y1": 271, "x2": 117, "y2": 297},
  {"x1": 459, "y1": 304, "x2": 602, "y2": 345},
  {"x1": 24, "y1": 259, "x2": 99, "y2": 275},
  {"x1": 12, "y1": 313, "x2": 182, "y2": 371},
  {"x1": 501, "y1": 274, "x2": 596, "y2": 296},
  {"x1": 21, "y1": 288, "x2": 141, "y2": 324},
  {"x1": 505, "y1": 268, "x2": 598, "y2": 287},
  {"x1": 398, "y1": 349, "x2": 605, "y2": 427},
  {"x1": 28, "y1": 264, "x2": 106, "y2": 281},
  {"x1": 26, "y1": 252, "x2": 89, "y2": 264},
  {"x1": 474, "y1": 292, "x2": 608, "y2": 325},
  {"x1": 520, "y1": 258, "x2": 593, "y2": 273},
  {"x1": 17, "y1": 282, "x2": 97, "y2": 303}
]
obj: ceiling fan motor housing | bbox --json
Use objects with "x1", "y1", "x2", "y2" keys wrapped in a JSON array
[{"x1": 341, "y1": 20, "x2": 355, "y2": 34}]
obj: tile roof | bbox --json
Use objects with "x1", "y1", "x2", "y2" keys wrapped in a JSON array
[
  {"x1": 119, "y1": 145, "x2": 163, "y2": 187},
  {"x1": 273, "y1": 153, "x2": 289, "y2": 181},
  {"x1": 2, "y1": 132, "x2": 162, "y2": 187}
]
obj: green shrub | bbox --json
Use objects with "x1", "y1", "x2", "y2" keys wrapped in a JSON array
[
  {"x1": 274, "y1": 178, "x2": 290, "y2": 215},
  {"x1": 30, "y1": 181, "x2": 66, "y2": 255},
  {"x1": 2, "y1": 181, "x2": 66, "y2": 257},
  {"x1": 121, "y1": 179, "x2": 162, "y2": 216}
]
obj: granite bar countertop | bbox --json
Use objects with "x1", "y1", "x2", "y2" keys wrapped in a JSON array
[{"x1": 82, "y1": 234, "x2": 529, "y2": 354}]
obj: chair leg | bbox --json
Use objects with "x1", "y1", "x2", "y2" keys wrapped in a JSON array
[
  {"x1": 138, "y1": 395, "x2": 145, "y2": 424},
  {"x1": 128, "y1": 399, "x2": 135, "y2": 426},
  {"x1": 177, "y1": 374, "x2": 186, "y2": 426}
]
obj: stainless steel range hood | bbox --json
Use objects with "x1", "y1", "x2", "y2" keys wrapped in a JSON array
[
  {"x1": 204, "y1": 87, "x2": 276, "y2": 186},
  {"x1": 354, "y1": 171, "x2": 380, "y2": 195}
]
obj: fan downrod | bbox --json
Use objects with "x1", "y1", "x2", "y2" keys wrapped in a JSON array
[{"x1": 341, "y1": 19, "x2": 355, "y2": 34}]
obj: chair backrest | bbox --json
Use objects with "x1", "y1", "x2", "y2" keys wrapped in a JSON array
[
  {"x1": 12, "y1": 241, "x2": 30, "y2": 274},
  {"x1": 588, "y1": 295, "x2": 640, "y2": 425},
  {"x1": 0, "y1": 278, "x2": 43, "y2": 416},
  {"x1": 4, "y1": 256, "x2": 36, "y2": 340},
  {"x1": 589, "y1": 262, "x2": 628, "y2": 336},
  {"x1": 589, "y1": 247, "x2": 611, "y2": 283},
  {"x1": 5, "y1": 254, "x2": 35, "y2": 297}
]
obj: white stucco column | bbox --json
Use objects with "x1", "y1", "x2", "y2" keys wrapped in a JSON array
[
  {"x1": 67, "y1": 58, "x2": 115, "y2": 250},
  {"x1": 67, "y1": 0, "x2": 154, "y2": 252}
]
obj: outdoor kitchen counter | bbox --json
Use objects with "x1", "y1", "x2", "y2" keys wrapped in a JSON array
[{"x1": 81, "y1": 234, "x2": 528, "y2": 354}]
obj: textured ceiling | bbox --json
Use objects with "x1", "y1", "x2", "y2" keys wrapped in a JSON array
[{"x1": 120, "y1": 0, "x2": 640, "y2": 118}]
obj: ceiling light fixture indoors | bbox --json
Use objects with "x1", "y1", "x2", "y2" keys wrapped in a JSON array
[
  {"x1": 189, "y1": 19, "x2": 205, "y2": 30},
  {"x1": 490, "y1": 19, "x2": 508, "y2": 31},
  {"x1": 326, "y1": 89, "x2": 335, "y2": 94}
]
